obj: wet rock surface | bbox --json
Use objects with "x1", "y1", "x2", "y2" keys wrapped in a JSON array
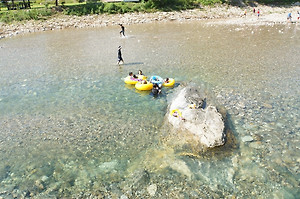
[{"x1": 167, "y1": 85, "x2": 226, "y2": 148}]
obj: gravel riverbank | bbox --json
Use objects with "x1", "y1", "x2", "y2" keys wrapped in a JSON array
[{"x1": 0, "y1": 4, "x2": 300, "y2": 39}]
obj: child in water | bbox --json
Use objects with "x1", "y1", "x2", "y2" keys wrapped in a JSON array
[{"x1": 129, "y1": 72, "x2": 138, "y2": 79}]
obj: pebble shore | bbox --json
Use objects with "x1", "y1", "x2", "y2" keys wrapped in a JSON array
[{"x1": 1, "y1": 4, "x2": 300, "y2": 39}]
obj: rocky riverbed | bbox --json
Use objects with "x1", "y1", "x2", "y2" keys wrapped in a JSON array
[
  {"x1": 0, "y1": 6, "x2": 300, "y2": 198},
  {"x1": 1, "y1": 4, "x2": 300, "y2": 39}
]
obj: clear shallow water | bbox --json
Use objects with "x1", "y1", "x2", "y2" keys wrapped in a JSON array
[{"x1": 0, "y1": 22, "x2": 299, "y2": 198}]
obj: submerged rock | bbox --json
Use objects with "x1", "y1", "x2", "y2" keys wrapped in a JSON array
[
  {"x1": 122, "y1": 169, "x2": 150, "y2": 192},
  {"x1": 98, "y1": 160, "x2": 118, "y2": 173},
  {"x1": 167, "y1": 85, "x2": 225, "y2": 148},
  {"x1": 147, "y1": 184, "x2": 157, "y2": 196},
  {"x1": 241, "y1": 136, "x2": 254, "y2": 143}
]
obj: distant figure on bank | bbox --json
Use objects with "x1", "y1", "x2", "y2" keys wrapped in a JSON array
[
  {"x1": 117, "y1": 46, "x2": 124, "y2": 65},
  {"x1": 287, "y1": 13, "x2": 292, "y2": 21},
  {"x1": 297, "y1": 11, "x2": 300, "y2": 20},
  {"x1": 257, "y1": 9, "x2": 260, "y2": 17},
  {"x1": 253, "y1": 8, "x2": 255, "y2": 14},
  {"x1": 119, "y1": 24, "x2": 125, "y2": 37},
  {"x1": 244, "y1": 9, "x2": 247, "y2": 17}
]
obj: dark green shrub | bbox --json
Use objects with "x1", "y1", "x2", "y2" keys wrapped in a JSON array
[
  {"x1": 143, "y1": 0, "x2": 155, "y2": 9},
  {"x1": 195, "y1": 0, "x2": 223, "y2": 5},
  {"x1": 120, "y1": 4, "x2": 131, "y2": 13},
  {"x1": 98, "y1": 4, "x2": 105, "y2": 13},
  {"x1": 87, "y1": 0, "x2": 98, "y2": 3},
  {"x1": 103, "y1": 3, "x2": 118, "y2": 14},
  {"x1": 132, "y1": 3, "x2": 142, "y2": 12},
  {"x1": 146, "y1": 0, "x2": 195, "y2": 10}
]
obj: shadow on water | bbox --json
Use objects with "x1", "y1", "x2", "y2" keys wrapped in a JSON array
[
  {"x1": 172, "y1": 106, "x2": 239, "y2": 161},
  {"x1": 159, "y1": 82, "x2": 239, "y2": 160},
  {"x1": 120, "y1": 62, "x2": 144, "y2": 66},
  {"x1": 123, "y1": 35, "x2": 136, "y2": 39},
  {"x1": 124, "y1": 84, "x2": 135, "y2": 90},
  {"x1": 199, "y1": 107, "x2": 239, "y2": 159},
  {"x1": 135, "y1": 89, "x2": 151, "y2": 96}
]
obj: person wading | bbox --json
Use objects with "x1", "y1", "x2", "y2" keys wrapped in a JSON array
[
  {"x1": 117, "y1": 46, "x2": 124, "y2": 65},
  {"x1": 119, "y1": 24, "x2": 125, "y2": 37}
]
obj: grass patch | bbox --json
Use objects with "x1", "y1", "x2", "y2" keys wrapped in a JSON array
[{"x1": 0, "y1": 8, "x2": 54, "y2": 23}]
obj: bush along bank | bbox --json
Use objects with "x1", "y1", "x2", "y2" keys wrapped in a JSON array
[
  {"x1": 1, "y1": 0, "x2": 298, "y2": 23},
  {"x1": 0, "y1": 8, "x2": 54, "y2": 23},
  {"x1": 62, "y1": 0, "x2": 202, "y2": 16},
  {"x1": 0, "y1": 0, "x2": 225, "y2": 23}
]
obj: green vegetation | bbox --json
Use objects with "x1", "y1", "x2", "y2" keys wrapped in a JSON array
[
  {"x1": 62, "y1": 0, "x2": 203, "y2": 15},
  {"x1": 0, "y1": 0, "x2": 297, "y2": 23},
  {"x1": 255, "y1": 0, "x2": 296, "y2": 5},
  {"x1": 0, "y1": 8, "x2": 54, "y2": 23}
]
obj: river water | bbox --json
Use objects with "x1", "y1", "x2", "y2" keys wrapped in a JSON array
[{"x1": 0, "y1": 21, "x2": 299, "y2": 198}]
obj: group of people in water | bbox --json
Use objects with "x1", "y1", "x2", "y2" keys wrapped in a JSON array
[
  {"x1": 128, "y1": 70, "x2": 172, "y2": 95},
  {"x1": 118, "y1": 24, "x2": 172, "y2": 96}
]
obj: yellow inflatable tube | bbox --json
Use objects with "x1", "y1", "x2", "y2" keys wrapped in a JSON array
[
  {"x1": 124, "y1": 76, "x2": 139, "y2": 85},
  {"x1": 135, "y1": 82, "x2": 153, "y2": 91},
  {"x1": 138, "y1": 75, "x2": 147, "y2": 80},
  {"x1": 163, "y1": 78, "x2": 175, "y2": 87},
  {"x1": 170, "y1": 109, "x2": 182, "y2": 118}
]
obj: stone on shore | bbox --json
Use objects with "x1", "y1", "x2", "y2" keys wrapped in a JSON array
[{"x1": 167, "y1": 85, "x2": 225, "y2": 148}]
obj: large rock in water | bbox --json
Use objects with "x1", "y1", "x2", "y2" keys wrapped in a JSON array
[{"x1": 167, "y1": 86, "x2": 226, "y2": 148}]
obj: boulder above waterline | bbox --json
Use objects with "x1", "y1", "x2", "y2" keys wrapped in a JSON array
[{"x1": 167, "y1": 85, "x2": 226, "y2": 148}]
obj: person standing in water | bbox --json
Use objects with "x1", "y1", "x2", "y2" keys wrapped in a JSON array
[
  {"x1": 117, "y1": 46, "x2": 124, "y2": 65},
  {"x1": 243, "y1": 9, "x2": 247, "y2": 17},
  {"x1": 119, "y1": 24, "x2": 125, "y2": 37},
  {"x1": 287, "y1": 12, "x2": 292, "y2": 22}
]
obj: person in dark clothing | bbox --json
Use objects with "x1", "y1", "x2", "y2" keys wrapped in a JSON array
[
  {"x1": 117, "y1": 46, "x2": 124, "y2": 65},
  {"x1": 152, "y1": 83, "x2": 162, "y2": 95},
  {"x1": 119, "y1": 24, "x2": 125, "y2": 37}
]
